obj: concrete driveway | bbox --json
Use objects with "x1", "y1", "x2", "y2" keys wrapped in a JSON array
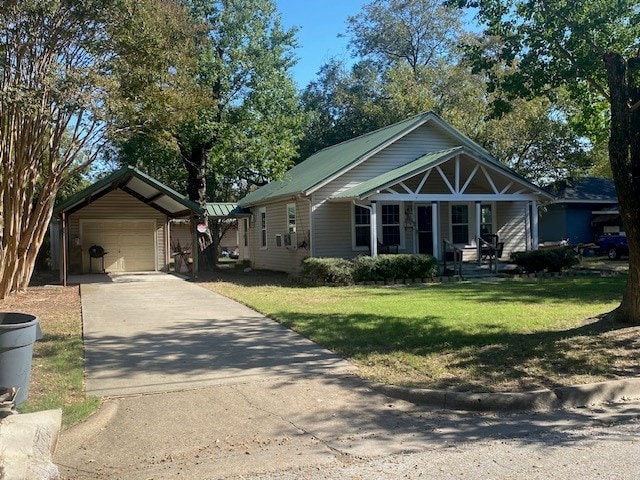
[
  {"x1": 55, "y1": 272, "x2": 640, "y2": 479},
  {"x1": 79, "y1": 272, "x2": 355, "y2": 397}
]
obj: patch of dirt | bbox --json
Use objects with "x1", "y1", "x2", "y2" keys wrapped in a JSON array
[{"x1": 1, "y1": 285, "x2": 81, "y2": 325}]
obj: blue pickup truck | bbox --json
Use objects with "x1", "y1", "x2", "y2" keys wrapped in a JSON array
[{"x1": 598, "y1": 234, "x2": 629, "y2": 260}]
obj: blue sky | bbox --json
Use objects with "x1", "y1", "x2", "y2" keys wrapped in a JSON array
[{"x1": 275, "y1": 0, "x2": 369, "y2": 88}]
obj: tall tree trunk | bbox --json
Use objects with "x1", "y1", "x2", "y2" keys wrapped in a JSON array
[
  {"x1": 604, "y1": 52, "x2": 640, "y2": 325},
  {"x1": 182, "y1": 143, "x2": 215, "y2": 269}
]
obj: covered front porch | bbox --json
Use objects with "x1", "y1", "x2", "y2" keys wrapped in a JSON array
[{"x1": 329, "y1": 146, "x2": 553, "y2": 262}]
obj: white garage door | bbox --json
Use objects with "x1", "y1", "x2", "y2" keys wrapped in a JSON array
[{"x1": 82, "y1": 220, "x2": 156, "y2": 272}]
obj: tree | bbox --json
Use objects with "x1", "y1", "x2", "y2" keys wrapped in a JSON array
[
  {"x1": 115, "y1": 0, "x2": 306, "y2": 266},
  {"x1": 451, "y1": 0, "x2": 640, "y2": 323},
  {"x1": 345, "y1": 0, "x2": 462, "y2": 75},
  {"x1": 0, "y1": 0, "x2": 194, "y2": 299}
]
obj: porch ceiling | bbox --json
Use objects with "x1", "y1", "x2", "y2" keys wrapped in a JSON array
[{"x1": 331, "y1": 147, "x2": 553, "y2": 202}]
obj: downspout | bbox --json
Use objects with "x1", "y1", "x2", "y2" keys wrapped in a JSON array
[{"x1": 301, "y1": 195, "x2": 315, "y2": 257}]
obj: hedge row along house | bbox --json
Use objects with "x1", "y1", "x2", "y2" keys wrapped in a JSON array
[{"x1": 54, "y1": 112, "x2": 552, "y2": 279}]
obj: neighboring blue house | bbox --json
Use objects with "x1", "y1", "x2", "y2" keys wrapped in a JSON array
[{"x1": 539, "y1": 177, "x2": 621, "y2": 244}]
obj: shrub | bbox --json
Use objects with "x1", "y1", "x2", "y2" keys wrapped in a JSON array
[
  {"x1": 301, "y1": 257, "x2": 354, "y2": 284},
  {"x1": 511, "y1": 248, "x2": 579, "y2": 273},
  {"x1": 353, "y1": 254, "x2": 438, "y2": 281},
  {"x1": 352, "y1": 255, "x2": 380, "y2": 282}
]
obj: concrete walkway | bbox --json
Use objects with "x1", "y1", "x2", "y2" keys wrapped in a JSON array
[{"x1": 78, "y1": 272, "x2": 355, "y2": 397}]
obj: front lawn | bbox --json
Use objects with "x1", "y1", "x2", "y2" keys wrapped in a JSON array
[{"x1": 204, "y1": 273, "x2": 639, "y2": 392}]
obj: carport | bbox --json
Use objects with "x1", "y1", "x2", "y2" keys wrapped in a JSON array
[{"x1": 55, "y1": 166, "x2": 205, "y2": 285}]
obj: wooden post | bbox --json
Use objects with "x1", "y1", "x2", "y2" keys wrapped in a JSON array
[{"x1": 60, "y1": 212, "x2": 67, "y2": 287}]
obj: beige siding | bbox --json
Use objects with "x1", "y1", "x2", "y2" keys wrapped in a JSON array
[
  {"x1": 69, "y1": 189, "x2": 168, "y2": 272},
  {"x1": 315, "y1": 123, "x2": 460, "y2": 201},
  {"x1": 497, "y1": 202, "x2": 529, "y2": 257},
  {"x1": 313, "y1": 200, "x2": 354, "y2": 259},
  {"x1": 248, "y1": 198, "x2": 310, "y2": 273}
]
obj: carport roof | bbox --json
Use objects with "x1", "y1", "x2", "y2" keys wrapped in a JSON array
[{"x1": 55, "y1": 166, "x2": 205, "y2": 218}]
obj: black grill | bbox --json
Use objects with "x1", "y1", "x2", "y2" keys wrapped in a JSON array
[
  {"x1": 88, "y1": 245, "x2": 107, "y2": 273},
  {"x1": 88, "y1": 245, "x2": 105, "y2": 258}
]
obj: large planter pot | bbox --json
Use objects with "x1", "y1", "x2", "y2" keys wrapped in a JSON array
[{"x1": 0, "y1": 313, "x2": 42, "y2": 405}]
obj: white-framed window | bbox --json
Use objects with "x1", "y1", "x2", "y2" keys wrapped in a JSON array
[
  {"x1": 381, "y1": 204, "x2": 401, "y2": 246},
  {"x1": 259, "y1": 207, "x2": 267, "y2": 249},
  {"x1": 451, "y1": 204, "x2": 469, "y2": 244},
  {"x1": 353, "y1": 205, "x2": 370, "y2": 248},
  {"x1": 286, "y1": 203, "x2": 296, "y2": 234},
  {"x1": 480, "y1": 204, "x2": 493, "y2": 236}
]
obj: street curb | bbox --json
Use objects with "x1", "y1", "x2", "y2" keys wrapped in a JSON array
[
  {"x1": 372, "y1": 377, "x2": 640, "y2": 411},
  {"x1": 55, "y1": 399, "x2": 118, "y2": 454}
]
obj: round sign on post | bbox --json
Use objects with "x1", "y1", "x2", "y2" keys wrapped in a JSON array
[{"x1": 196, "y1": 223, "x2": 208, "y2": 233}]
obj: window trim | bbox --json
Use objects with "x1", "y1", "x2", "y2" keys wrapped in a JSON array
[
  {"x1": 380, "y1": 203, "x2": 402, "y2": 247},
  {"x1": 352, "y1": 204, "x2": 371, "y2": 251},
  {"x1": 286, "y1": 203, "x2": 296, "y2": 234},
  {"x1": 480, "y1": 203, "x2": 494, "y2": 236},
  {"x1": 450, "y1": 203, "x2": 470, "y2": 246}
]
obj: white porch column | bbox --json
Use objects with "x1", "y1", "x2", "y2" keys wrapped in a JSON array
[
  {"x1": 531, "y1": 200, "x2": 539, "y2": 250},
  {"x1": 475, "y1": 201, "x2": 482, "y2": 259},
  {"x1": 431, "y1": 201, "x2": 439, "y2": 259},
  {"x1": 370, "y1": 201, "x2": 378, "y2": 257}
]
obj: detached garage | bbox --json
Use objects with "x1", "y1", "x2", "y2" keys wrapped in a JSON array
[{"x1": 55, "y1": 166, "x2": 204, "y2": 282}]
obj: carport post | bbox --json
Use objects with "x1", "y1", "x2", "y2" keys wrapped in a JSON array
[
  {"x1": 192, "y1": 215, "x2": 199, "y2": 279},
  {"x1": 61, "y1": 212, "x2": 68, "y2": 287}
]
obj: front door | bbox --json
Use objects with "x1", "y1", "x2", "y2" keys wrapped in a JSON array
[{"x1": 417, "y1": 205, "x2": 433, "y2": 255}]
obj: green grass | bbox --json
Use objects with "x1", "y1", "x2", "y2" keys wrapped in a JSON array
[
  {"x1": 20, "y1": 334, "x2": 101, "y2": 428},
  {"x1": 204, "y1": 274, "x2": 638, "y2": 392},
  {"x1": 5, "y1": 286, "x2": 101, "y2": 429}
]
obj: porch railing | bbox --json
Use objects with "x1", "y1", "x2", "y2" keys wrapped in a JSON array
[
  {"x1": 442, "y1": 239, "x2": 462, "y2": 277},
  {"x1": 476, "y1": 236, "x2": 504, "y2": 274}
]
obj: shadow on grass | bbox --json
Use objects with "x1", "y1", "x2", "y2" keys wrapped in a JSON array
[
  {"x1": 201, "y1": 269, "x2": 627, "y2": 306},
  {"x1": 270, "y1": 308, "x2": 638, "y2": 392}
]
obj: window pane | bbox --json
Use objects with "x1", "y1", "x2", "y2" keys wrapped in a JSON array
[
  {"x1": 355, "y1": 226, "x2": 370, "y2": 247},
  {"x1": 355, "y1": 205, "x2": 370, "y2": 225},
  {"x1": 451, "y1": 205, "x2": 468, "y2": 224},
  {"x1": 287, "y1": 204, "x2": 296, "y2": 233},
  {"x1": 481, "y1": 205, "x2": 492, "y2": 224},
  {"x1": 452, "y1": 225, "x2": 468, "y2": 244},
  {"x1": 382, "y1": 225, "x2": 401, "y2": 245},
  {"x1": 382, "y1": 204, "x2": 400, "y2": 224}
]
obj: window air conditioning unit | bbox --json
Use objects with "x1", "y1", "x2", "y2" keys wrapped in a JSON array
[{"x1": 283, "y1": 233, "x2": 297, "y2": 249}]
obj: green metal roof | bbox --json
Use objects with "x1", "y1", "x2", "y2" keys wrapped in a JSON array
[
  {"x1": 55, "y1": 166, "x2": 204, "y2": 217},
  {"x1": 333, "y1": 147, "x2": 465, "y2": 199},
  {"x1": 206, "y1": 202, "x2": 244, "y2": 217},
  {"x1": 238, "y1": 112, "x2": 438, "y2": 207}
]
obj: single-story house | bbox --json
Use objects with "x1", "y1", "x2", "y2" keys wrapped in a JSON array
[
  {"x1": 539, "y1": 177, "x2": 621, "y2": 244},
  {"x1": 237, "y1": 111, "x2": 553, "y2": 273},
  {"x1": 54, "y1": 166, "x2": 205, "y2": 282}
]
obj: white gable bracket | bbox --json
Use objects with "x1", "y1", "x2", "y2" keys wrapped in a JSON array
[
  {"x1": 481, "y1": 166, "x2": 499, "y2": 194},
  {"x1": 460, "y1": 164, "x2": 479, "y2": 194},
  {"x1": 501, "y1": 182, "x2": 513, "y2": 194},
  {"x1": 436, "y1": 165, "x2": 455, "y2": 194},
  {"x1": 416, "y1": 169, "x2": 432, "y2": 194}
]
